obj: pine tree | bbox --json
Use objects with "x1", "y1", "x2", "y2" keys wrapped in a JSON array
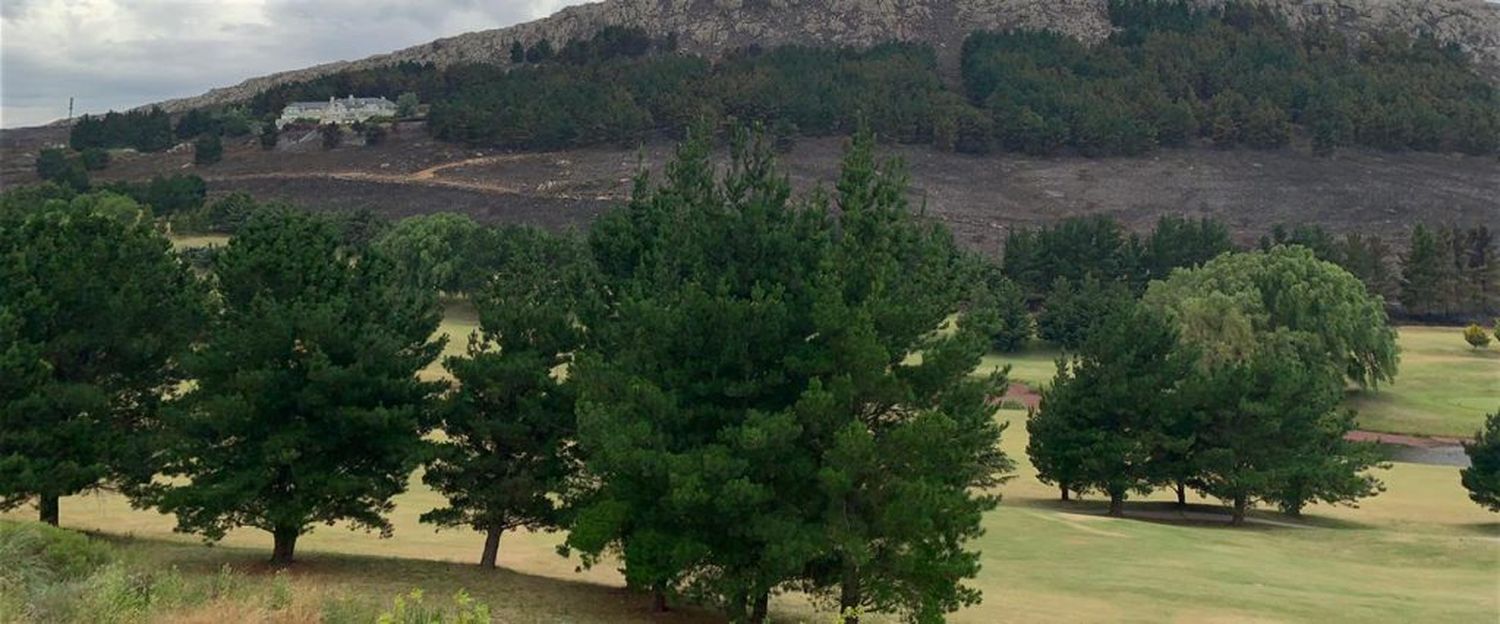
[
  {"x1": 0, "y1": 193, "x2": 204, "y2": 526},
  {"x1": 146, "y1": 209, "x2": 442, "y2": 564},
  {"x1": 1029, "y1": 304, "x2": 1192, "y2": 516},
  {"x1": 422, "y1": 229, "x2": 591, "y2": 569},
  {"x1": 1462, "y1": 409, "x2": 1500, "y2": 512}
]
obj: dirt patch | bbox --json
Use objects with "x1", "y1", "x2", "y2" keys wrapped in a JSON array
[
  {"x1": 1345, "y1": 430, "x2": 1466, "y2": 448},
  {"x1": 991, "y1": 383, "x2": 1041, "y2": 410}
]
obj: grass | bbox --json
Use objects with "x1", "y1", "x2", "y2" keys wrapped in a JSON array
[
  {"x1": 1345, "y1": 326, "x2": 1500, "y2": 438},
  {"x1": 168, "y1": 233, "x2": 230, "y2": 250},
  {"x1": 6, "y1": 407, "x2": 1496, "y2": 623}
]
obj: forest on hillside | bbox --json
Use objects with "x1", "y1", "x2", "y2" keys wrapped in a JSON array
[{"x1": 71, "y1": 1, "x2": 1500, "y2": 157}]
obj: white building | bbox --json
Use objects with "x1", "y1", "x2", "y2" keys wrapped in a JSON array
[{"x1": 278, "y1": 95, "x2": 397, "y2": 127}]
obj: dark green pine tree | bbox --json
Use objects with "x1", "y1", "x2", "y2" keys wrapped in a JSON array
[
  {"x1": 1028, "y1": 303, "x2": 1192, "y2": 516},
  {"x1": 1461, "y1": 409, "x2": 1500, "y2": 513},
  {"x1": 1186, "y1": 333, "x2": 1376, "y2": 524},
  {"x1": 800, "y1": 128, "x2": 1011, "y2": 623},
  {"x1": 421, "y1": 228, "x2": 592, "y2": 569},
  {"x1": 510, "y1": 40, "x2": 526, "y2": 64},
  {"x1": 1402, "y1": 225, "x2": 1451, "y2": 318},
  {"x1": 569, "y1": 126, "x2": 832, "y2": 620},
  {"x1": 0, "y1": 193, "x2": 204, "y2": 526},
  {"x1": 146, "y1": 208, "x2": 443, "y2": 565}
]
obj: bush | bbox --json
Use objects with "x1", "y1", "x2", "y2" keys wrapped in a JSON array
[
  {"x1": 321, "y1": 124, "x2": 343, "y2": 149},
  {"x1": 0, "y1": 521, "x2": 114, "y2": 587},
  {"x1": 193, "y1": 134, "x2": 223, "y2": 165},
  {"x1": 80, "y1": 147, "x2": 110, "y2": 171},
  {"x1": 1465, "y1": 324, "x2": 1493, "y2": 349}
]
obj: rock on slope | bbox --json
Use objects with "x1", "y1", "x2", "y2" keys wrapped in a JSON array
[{"x1": 149, "y1": 0, "x2": 1500, "y2": 113}]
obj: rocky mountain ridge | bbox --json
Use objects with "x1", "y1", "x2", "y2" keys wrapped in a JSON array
[{"x1": 142, "y1": 0, "x2": 1500, "y2": 113}]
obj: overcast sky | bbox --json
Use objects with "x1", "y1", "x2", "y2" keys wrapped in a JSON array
[{"x1": 0, "y1": 0, "x2": 583, "y2": 128}]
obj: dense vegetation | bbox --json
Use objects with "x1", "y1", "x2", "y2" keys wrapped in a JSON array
[
  {"x1": 999, "y1": 217, "x2": 1498, "y2": 337},
  {"x1": 74, "y1": 1, "x2": 1496, "y2": 158},
  {"x1": 0, "y1": 126, "x2": 1473, "y2": 622}
]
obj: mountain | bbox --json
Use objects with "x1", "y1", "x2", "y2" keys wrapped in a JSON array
[{"x1": 148, "y1": 0, "x2": 1500, "y2": 113}]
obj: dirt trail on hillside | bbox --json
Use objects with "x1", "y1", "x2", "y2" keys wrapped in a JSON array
[{"x1": 203, "y1": 153, "x2": 614, "y2": 201}]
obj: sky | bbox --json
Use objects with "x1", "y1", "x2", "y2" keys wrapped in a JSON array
[{"x1": 0, "y1": 0, "x2": 583, "y2": 128}]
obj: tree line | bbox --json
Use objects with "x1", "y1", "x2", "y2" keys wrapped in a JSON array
[
  {"x1": 998, "y1": 216, "x2": 1498, "y2": 348},
  {"x1": 0, "y1": 127, "x2": 1473, "y2": 622},
  {"x1": 1028, "y1": 247, "x2": 1395, "y2": 523},
  {"x1": 76, "y1": 1, "x2": 1496, "y2": 157}
]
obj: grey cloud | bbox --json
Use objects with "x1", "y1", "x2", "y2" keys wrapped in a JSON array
[{"x1": 1, "y1": 0, "x2": 577, "y2": 128}]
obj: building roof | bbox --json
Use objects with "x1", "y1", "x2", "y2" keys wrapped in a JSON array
[{"x1": 284, "y1": 96, "x2": 395, "y2": 111}]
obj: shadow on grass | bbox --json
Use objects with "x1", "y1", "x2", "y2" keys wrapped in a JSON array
[{"x1": 1011, "y1": 497, "x2": 1373, "y2": 531}]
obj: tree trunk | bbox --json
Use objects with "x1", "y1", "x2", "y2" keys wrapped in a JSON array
[
  {"x1": 479, "y1": 526, "x2": 503, "y2": 569},
  {"x1": 38, "y1": 494, "x2": 60, "y2": 526},
  {"x1": 1231, "y1": 495, "x2": 1247, "y2": 526},
  {"x1": 1108, "y1": 489, "x2": 1125, "y2": 517},
  {"x1": 840, "y1": 564, "x2": 861, "y2": 624},
  {"x1": 1060, "y1": 484, "x2": 1070, "y2": 502},
  {"x1": 750, "y1": 591, "x2": 770, "y2": 624},
  {"x1": 1284, "y1": 502, "x2": 1303, "y2": 518},
  {"x1": 651, "y1": 586, "x2": 669, "y2": 613},
  {"x1": 1175, "y1": 482, "x2": 1187, "y2": 508},
  {"x1": 270, "y1": 527, "x2": 299, "y2": 565}
]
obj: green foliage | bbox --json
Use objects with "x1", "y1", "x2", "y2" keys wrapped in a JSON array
[
  {"x1": 193, "y1": 134, "x2": 223, "y2": 165},
  {"x1": 70, "y1": 107, "x2": 174, "y2": 152},
  {"x1": 978, "y1": 266, "x2": 1032, "y2": 352},
  {"x1": 372, "y1": 213, "x2": 489, "y2": 295},
  {"x1": 1036, "y1": 275, "x2": 1133, "y2": 351},
  {"x1": 1464, "y1": 324, "x2": 1492, "y2": 349},
  {"x1": 204, "y1": 192, "x2": 261, "y2": 234},
  {"x1": 1030, "y1": 304, "x2": 1193, "y2": 513},
  {"x1": 396, "y1": 92, "x2": 420, "y2": 117},
  {"x1": 259, "y1": 122, "x2": 279, "y2": 150},
  {"x1": 572, "y1": 126, "x2": 1008, "y2": 622},
  {"x1": 963, "y1": 3, "x2": 1499, "y2": 156},
  {"x1": 144, "y1": 208, "x2": 443, "y2": 563},
  {"x1": 97, "y1": 174, "x2": 206, "y2": 217},
  {"x1": 375, "y1": 589, "x2": 491, "y2": 624},
  {"x1": 1461, "y1": 409, "x2": 1500, "y2": 512},
  {"x1": 1144, "y1": 246, "x2": 1399, "y2": 388},
  {"x1": 0, "y1": 193, "x2": 205, "y2": 525},
  {"x1": 422, "y1": 229, "x2": 591, "y2": 566},
  {"x1": 509, "y1": 40, "x2": 525, "y2": 64},
  {"x1": 1185, "y1": 333, "x2": 1384, "y2": 521},
  {"x1": 79, "y1": 148, "x2": 110, "y2": 171},
  {"x1": 1400, "y1": 224, "x2": 1499, "y2": 321},
  {"x1": 34, "y1": 148, "x2": 90, "y2": 191}
]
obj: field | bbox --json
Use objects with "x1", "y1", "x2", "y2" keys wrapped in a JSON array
[
  {"x1": 1346, "y1": 325, "x2": 1500, "y2": 438},
  {"x1": 6, "y1": 406, "x2": 1495, "y2": 623}
]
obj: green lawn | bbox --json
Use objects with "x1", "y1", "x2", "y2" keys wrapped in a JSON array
[
  {"x1": 1346, "y1": 326, "x2": 1500, "y2": 438},
  {"x1": 8, "y1": 407, "x2": 1496, "y2": 623}
]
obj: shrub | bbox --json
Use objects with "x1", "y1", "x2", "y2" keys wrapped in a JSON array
[
  {"x1": 1465, "y1": 323, "x2": 1493, "y2": 349},
  {"x1": 80, "y1": 147, "x2": 110, "y2": 171},
  {"x1": 193, "y1": 134, "x2": 223, "y2": 165},
  {"x1": 321, "y1": 124, "x2": 343, "y2": 149}
]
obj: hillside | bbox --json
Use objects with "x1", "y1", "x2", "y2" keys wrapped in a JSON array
[{"x1": 146, "y1": 0, "x2": 1500, "y2": 113}]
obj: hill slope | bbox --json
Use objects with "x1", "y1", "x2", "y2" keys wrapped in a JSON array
[{"x1": 148, "y1": 0, "x2": 1500, "y2": 113}]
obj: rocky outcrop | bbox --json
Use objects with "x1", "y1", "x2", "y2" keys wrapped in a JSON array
[{"x1": 145, "y1": 0, "x2": 1500, "y2": 113}]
